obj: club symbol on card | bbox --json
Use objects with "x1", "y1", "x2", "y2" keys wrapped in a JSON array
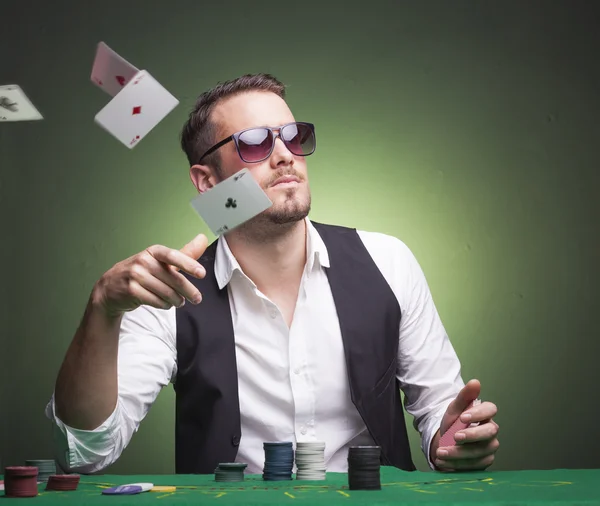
[
  {"x1": 115, "y1": 75, "x2": 126, "y2": 86},
  {"x1": 132, "y1": 106, "x2": 142, "y2": 115},
  {"x1": 233, "y1": 172, "x2": 245, "y2": 181},
  {"x1": 0, "y1": 97, "x2": 18, "y2": 112},
  {"x1": 225, "y1": 198, "x2": 237, "y2": 209}
]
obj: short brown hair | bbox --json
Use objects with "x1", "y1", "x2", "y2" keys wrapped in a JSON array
[{"x1": 180, "y1": 73, "x2": 286, "y2": 174}]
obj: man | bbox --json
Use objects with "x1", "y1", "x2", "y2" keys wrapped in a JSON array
[{"x1": 46, "y1": 73, "x2": 499, "y2": 475}]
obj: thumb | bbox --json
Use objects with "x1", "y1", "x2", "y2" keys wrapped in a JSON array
[
  {"x1": 441, "y1": 379, "x2": 481, "y2": 432},
  {"x1": 180, "y1": 233, "x2": 209, "y2": 261}
]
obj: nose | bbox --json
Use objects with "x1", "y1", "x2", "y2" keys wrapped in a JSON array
[{"x1": 270, "y1": 135, "x2": 294, "y2": 168}]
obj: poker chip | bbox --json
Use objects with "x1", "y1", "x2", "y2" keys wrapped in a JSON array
[
  {"x1": 263, "y1": 442, "x2": 294, "y2": 481},
  {"x1": 45, "y1": 474, "x2": 81, "y2": 491},
  {"x1": 151, "y1": 486, "x2": 176, "y2": 492},
  {"x1": 214, "y1": 462, "x2": 247, "y2": 482},
  {"x1": 25, "y1": 459, "x2": 56, "y2": 482},
  {"x1": 347, "y1": 445, "x2": 381, "y2": 490},
  {"x1": 295, "y1": 441, "x2": 326, "y2": 480},
  {"x1": 3, "y1": 466, "x2": 39, "y2": 498}
]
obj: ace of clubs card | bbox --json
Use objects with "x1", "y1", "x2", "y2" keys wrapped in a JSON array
[
  {"x1": 190, "y1": 169, "x2": 273, "y2": 236},
  {"x1": 0, "y1": 85, "x2": 43, "y2": 122}
]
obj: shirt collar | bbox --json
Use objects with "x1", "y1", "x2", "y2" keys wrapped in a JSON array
[{"x1": 214, "y1": 217, "x2": 330, "y2": 290}]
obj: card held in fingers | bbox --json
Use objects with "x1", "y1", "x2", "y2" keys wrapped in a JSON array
[
  {"x1": 439, "y1": 399, "x2": 481, "y2": 447},
  {"x1": 0, "y1": 85, "x2": 43, "y2": 121},
  {"x1": 90, "y1": 41, "x2": 139, "y2": 97},
  {"x1": 190, "y1": 168, "x2": 273, "y2": 236},
  {"x1": 94, "y1": 70, "x2": 179, "y2": 148}
]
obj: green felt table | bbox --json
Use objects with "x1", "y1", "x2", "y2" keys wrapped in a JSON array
[{"x1": 2, "y1": 467, "x2": 599, "y2": 505}]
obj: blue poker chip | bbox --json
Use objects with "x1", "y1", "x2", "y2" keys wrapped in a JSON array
[
  {"x1": 102, "y1": 485, "x2": 144, "y2": 495},
  {"x1": 262, "y1": 441, "x2": 294, "y2": 481}
]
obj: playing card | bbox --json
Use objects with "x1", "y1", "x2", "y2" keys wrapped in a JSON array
[
  {"x1": 0, "y1": 85, "x2": 43, "y2": 122},
  {"x1": 190, "y1": 168, "x2": 273, "y2": 236},
  {"x1": 439, "y1": 399, "x2": 481, "y2": 447},
  {"x1": 94, "y1": 69, "x2": 179, "y2": 148},
  {"x1": 90, "y1": 42, "x2": 139, "y2": 97}
]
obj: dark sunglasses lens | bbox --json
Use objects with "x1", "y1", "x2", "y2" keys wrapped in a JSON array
[
  {"x1": 237, "y1": 128, "x2": 273, "y2": 162},
  {"x1": 282, "y1": 123, "x2": 315, "y2": 156}
]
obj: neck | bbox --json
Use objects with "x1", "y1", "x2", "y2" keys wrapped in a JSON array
[{"x1": 225, "y1": 219, "x2": 308, "y2": 292}]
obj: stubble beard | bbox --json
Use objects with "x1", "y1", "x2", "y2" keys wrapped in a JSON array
[{"x1": 233, "y1": 188, "x2": 311, "y2": 241}]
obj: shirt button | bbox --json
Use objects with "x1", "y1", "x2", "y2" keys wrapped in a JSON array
[
  {"x1": 300, "y1": 426, "x2": 307, "y2": 435},
  {"x1": 270, "y1": 311, "x2": 277, "y2": 319},
  {"x1": 294, "y1": 367, "x2": 300, "y2": 375}
]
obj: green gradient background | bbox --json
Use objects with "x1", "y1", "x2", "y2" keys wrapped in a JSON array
[{"x1": 1, "y1": 1, "x2": 598, "y2": 474}]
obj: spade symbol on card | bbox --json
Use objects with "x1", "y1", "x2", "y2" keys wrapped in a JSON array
[
  {"x1": 225, "y1": 198, "x2": 237, "y2": 208},
  {"x1": 233, "y1": 172, "x2": 246, "y2": 181},
  {"x1": 0, "y1": 97, "x2": 18, "y2": 112}
]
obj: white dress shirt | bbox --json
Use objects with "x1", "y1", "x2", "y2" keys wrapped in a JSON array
[{"x1": 45, "y1": 219, "x2": 464, "y2": 474}]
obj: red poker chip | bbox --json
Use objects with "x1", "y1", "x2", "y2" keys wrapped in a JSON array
[
  {"x1": 4, "y1": 466, "x2": 39, "y2": 477},
  {"x1": 47, "y1": 474, "x2": 80, "y2": 480},
  {"x1": 45, "y1": 474, "x2": 80, "y2": 491},
  {"x1": 3, "y1": 473, "x2": 39, "y2": 498}
]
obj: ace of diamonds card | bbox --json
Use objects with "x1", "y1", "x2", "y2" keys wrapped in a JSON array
[{"x1": 94, "y1": 70, "x2": 179, "y2": 149}]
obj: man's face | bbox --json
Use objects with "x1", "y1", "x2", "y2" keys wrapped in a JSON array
[{"x1": 205, "y1": 91, "x2": 311, "y2": 225}]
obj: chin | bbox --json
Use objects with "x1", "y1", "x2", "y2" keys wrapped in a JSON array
[{"x1": 265, "y1": 197, "x2": 311, "y2": 225}]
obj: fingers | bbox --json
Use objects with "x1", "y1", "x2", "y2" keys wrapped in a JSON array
[
  {"x1": 435, "y1": 453, "x2": 496, "y2": 472},
  {"x1": 127, "y1": 279, "x2": 180, "y2": 310},
  {"x1": 146, "y1": 245, "x2": 206, "y2": 279},
  {"x1": 435, "y1": 437, "x2": 499, "y2": 472},
  {"x1": 152, "y1": 262, "x2": 203, "y2": 304},
  {"x1": 437, "y1": 436, "x2": 500, "y2": 461},
  {"x1": 460, "y1": 401, "x2": 497, "y2": 424},
  {"x1": 179, "y1": 233, "x2": 209, "y2": 261},
  {"x1": 455, "y1": 419, "x2": 499, "y2": 444},
  {"x1": 445, "y1": 379, "x2": 481, "y2": 419},
  {"x1": 130, "y1": 255, "x2": 202, "y2": 306}
]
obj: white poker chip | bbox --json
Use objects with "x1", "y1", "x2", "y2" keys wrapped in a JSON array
[{"x1": 295, "y1": 441, "x2": 327, "y2": 480}]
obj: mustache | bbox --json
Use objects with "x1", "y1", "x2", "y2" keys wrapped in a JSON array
[{"x1": 266, "y1": 168, "x2": 304, "y2": 187}]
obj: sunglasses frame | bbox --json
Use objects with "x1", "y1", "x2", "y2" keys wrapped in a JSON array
[{"x1": 198, "y1": 121, "x2": 316, "y2": 164}]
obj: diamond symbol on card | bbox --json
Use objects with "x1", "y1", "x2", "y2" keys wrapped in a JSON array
[
  {"x1": 132, "y1": 106, "x2": 142, "y2": 115},
  {"x1": 115, "y1": 75, "x2": 126, "y2": 86}
]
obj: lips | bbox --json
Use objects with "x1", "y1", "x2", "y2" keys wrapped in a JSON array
[{"x1": 271, "y1": 175, "x2": 300, "y2": 187}]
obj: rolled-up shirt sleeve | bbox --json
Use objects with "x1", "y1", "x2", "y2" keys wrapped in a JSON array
[
  {"x1": 359, "y1": 231, "x2": 464, "y2": 470},
  {"x1": 45, "y1": 304, "x2": 177, "y2": 473}
]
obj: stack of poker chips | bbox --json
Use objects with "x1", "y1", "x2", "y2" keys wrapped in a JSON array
[
  {"x1": 214, "y1": 463, "x2": 247, "y2": 482},
  {"x1": 3, "y1": 466, "x2": 39, "y2": 498},
  {"x1": 295, "y1": 441, "x2": 326, "y2": 480},
  {"x1": 262, "y1": 442, "x2": 294, "y2": 481},
  {"x1": 25, "y1": 459, "x2": 56, "y2": 482},
  {"x1": 45, "y1": 474, "x2": 81, "y2": 491},
  {"x1": 347, "y1": 445, "x2": 381, "y2": 490}
]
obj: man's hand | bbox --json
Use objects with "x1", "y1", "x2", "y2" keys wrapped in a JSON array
[
  {"x1": 92, "y1": 233, "x2": 209, "y2": 318},
  {"x1": 431, "y1": 379, "x2": 499, "y2": 471}
]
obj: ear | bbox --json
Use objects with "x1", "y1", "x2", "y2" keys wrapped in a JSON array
[{"x1": 190, "y1": 164, "x2": 218, "y2": 193}]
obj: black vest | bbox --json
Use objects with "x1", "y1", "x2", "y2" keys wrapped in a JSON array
[{"x1": 174, "y1": 222, "x2": 416, "y2": 473}]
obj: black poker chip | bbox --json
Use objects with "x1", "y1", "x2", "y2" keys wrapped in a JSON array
[
  {"x1": 214, "y1": 463, "x2": 247, "y2": 482},
  {"x1": 347, "y1": 446, "x2": 381, "y2": 490},
  {"x1": 263, "y1": 442, "x2": 294, "y2": 481}
]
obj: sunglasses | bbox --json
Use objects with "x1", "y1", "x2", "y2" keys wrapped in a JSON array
[{"x1": 198, "y1": 121, "x2": 316, "y2": 164}]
